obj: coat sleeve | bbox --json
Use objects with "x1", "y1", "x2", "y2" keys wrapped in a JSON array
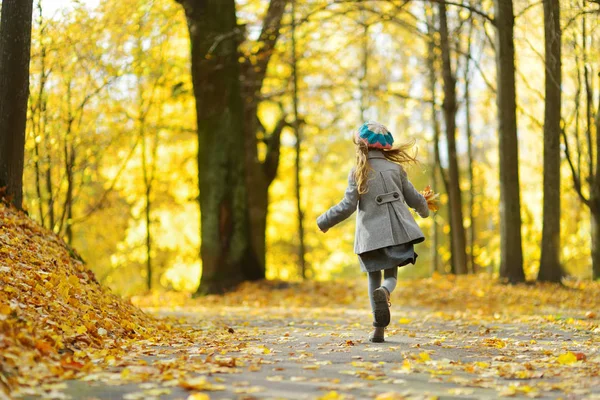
[
  {"x1": 316, "y1": 169, "x2": 359, "y2": 231},
  {"x1": 400, "y1": 166, "x2": 429, "y2": 218}
]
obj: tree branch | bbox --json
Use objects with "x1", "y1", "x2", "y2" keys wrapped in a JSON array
[
  {"x1": 561, "y1": 126, "x2": 590, "y2": 207},
  {"x1": 70, "y1": 135, "x2": 142, "y2": 226},
  {"x1": 242, "y1": 0, "x2": 289, "y2": 93},
  {"x1": 424, "y1": 0, "x2": 495, "y2": 25},
  {"x1": 263, "y1": 114, "x2": 290, "y2": 185},
  {"x1": 515, "y1": 1, "x2": 542, "y2": 19}
]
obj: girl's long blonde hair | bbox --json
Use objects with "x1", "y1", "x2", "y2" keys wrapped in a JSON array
[{"x1": 354, "y1": 137, "x2": 418, "y2": 194}]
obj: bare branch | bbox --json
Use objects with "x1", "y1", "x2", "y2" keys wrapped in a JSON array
[
  {"x1": 388, "y1": 90, "x2": 436, "y2": 105},
  {"x1": 70, "y1": 135, "x2": 142, "y2": 226},
  {"x1": 241, "y1": 0, "x2": 289, "y2": 94},
  {"x1": 561, "y1": 126, "x2": 591, "y2": 207},
  {"x1": 423, "y1": 0, "x2": 495, "y2": 24},
  {"x1": 515, "y1": 1, "x2": 543, "y2": 19},
  {"x1": 263, "y1": 112, "x2": 290, "y2": 185}
]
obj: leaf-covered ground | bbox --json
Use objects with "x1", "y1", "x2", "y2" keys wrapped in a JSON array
[
  {"x1": 2, "y1": 203, "x2": 600, "y2": 399},
  {"x1": 0, "y1": 204, "x2": 180, "y2": 397}
]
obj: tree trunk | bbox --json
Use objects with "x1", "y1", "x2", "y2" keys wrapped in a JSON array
[
  {"x1": 563, "y1": 7, "x2": 599, "y2": 280},
  {"x1": 463, "y1": 4, "x2": 476, "y2": 274},
  {"x1": 593, "y1": 91, "x2": 600, "y2": 280},
  {"x1": 241, "y1": 0, "x2": 288, "y2": 281},
  {"x1": 425, "y1": 6, "x2": 452, "y2": 273},
  {"x1": 64, "y1": 143, "x2": 75, "y2": 245},
  {"x1": 46, "y1": 157, "x2": 55, "y2": 229},
  {"x1": 31, "y1": 1, "x2": 48, "y2": 226},
  {"x1": 145, "y1": 182, "x2": 152, "y2": 290},
  {"x1": 0, "y1": 0, "x2": 34, "y2": 210},
  {"x1": 430, "y1": 144, "x2": 439, "y2": 275},
  {"x1": 465, "y1": 67, "x2": 476, "y2": 274},
  {"x1": 593, "y1": 36, "x2": 600, "y2": 281},
  {"x1": 426, "y1": 11, "x2": 439, "y2": 275},
  {"x1": 538, "y1": 0, "x2": 563, "y2": 282},
  {"x1": 360, "y1": 22, "x2": 369, "y2": 121},
  {"x1": 242, "y1": 111, "x2": 287, "y2": 283},
  {"x1": 494, "y1": 0, "x2": 525, "y2": 283},
  {"x1": 438, "y1": 3, "x2": 468, "y2": 275},
  {"x1": 141, "y1": 124, "x2": 152, "y2": 291},
  {"x1": 291, "y1": 0, "x2": 307, "y2": 279},
  {"x1": 177, "y1": 0, "x2": 258, "y2": 294},
  {"x1": 593, "y1": 208, "x2": 600, "y2": 280}
]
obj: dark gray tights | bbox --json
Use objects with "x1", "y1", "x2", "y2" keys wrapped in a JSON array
[{"x1": 367, "y1": 267, "x2": 398, "y2": 311}]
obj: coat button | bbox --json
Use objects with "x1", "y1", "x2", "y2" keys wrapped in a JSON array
[
  {"x1": 376, "y1": 196, "x2": 382, "y2": 203},
  {"x1": 393, "y1": 192, "x2": 399, "y2": 199}
]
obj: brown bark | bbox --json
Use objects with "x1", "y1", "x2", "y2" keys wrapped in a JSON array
[
  {"x1": 359, "y1": 22, "x2": 369, "y2": 121},
  {"x1": 241, "y1": 0, "x2": 289, "y2": 281},
  {"x1": 494, "y1": 0, "x2": 525, "y2": 283},
  {"x1": 46, "y1": 156, "x2": 54, "y2": 228},
  {"x1": 593, "y1": 95, "x2": 600, "y2": 280},
  {"x1": 426, "y1": 6, "x2": 452, "y2": 273},
  {"x1": 538, "y1": 0, "x2": 563, "y2": 282},
  {"x1": 562, "y1": 8, "x2": 599, "y2": 279},
  {"x1": 141, "y1": 121, "x2": 152, "y2": 291},
  {"x1": 176, "y1": 0, "x2": 258, "y2": 294},
  {"x1": 465, "y1": 89, "x2": 475, "y2": 274},
  {"x1": 0, "y1": 0, "x2": 34, "y2": 210},
  {"x1": 438, "y1": 3, "x2": 468, "y2": 275},
  {"x1": 291, "y1": 0, "x2": 307, "y2": 279},
  {"x1": 463, "y1": 3, "x2": 476, "y2": 274},
  {"x1": 57, "y1": 81, "x2": 75, "y2": 242},
  {"x1": 593, "y1": 207, "x2": 600, "y2": 280}
]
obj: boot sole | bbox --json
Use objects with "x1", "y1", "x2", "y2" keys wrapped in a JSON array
[
  {"x1": 369, "y1": 335, "x2": 385, "y2": 343},
  {"x1": 373, "y1": 288, "x2": 390, "y2": 327}
]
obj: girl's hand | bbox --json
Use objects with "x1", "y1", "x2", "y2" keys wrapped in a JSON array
[{"x1": 420, "y1": 185, "x2": 440, "y2": 212}]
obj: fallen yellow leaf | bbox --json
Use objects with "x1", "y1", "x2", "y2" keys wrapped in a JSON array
[
  {"x1": 187, "y1": 394, "x2": 210, "y2": 400},
  {"x1": 179, "y1": 377, "x2": 225, "y2": 391},
  {"x1": 375, "y1": 392, "x2": 407, "y2": 400},
  {"x1": 557, "y1": 352, "x2": 578, "y2": 365},
  {"x1": 318, "y1": 391, "x2": 345, "y2": 400}
]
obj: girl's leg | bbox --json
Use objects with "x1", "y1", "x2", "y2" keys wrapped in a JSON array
[
  {"x1": 369, "y1": 270, "x2": 390, "y2": 328},
  {"x1": 368, "y1": 271, "x2": 386, "y2": 342},
  {"x1": 382, "y1": 267, "x2": 398, "y2": 295},
  {"x1": 367, "y1": 271, "x2": 382, "y2": 311}
]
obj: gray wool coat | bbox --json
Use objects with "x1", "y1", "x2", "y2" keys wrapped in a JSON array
[{"x1": 317, "y1": 150, "x2": 429, "y2": 255}]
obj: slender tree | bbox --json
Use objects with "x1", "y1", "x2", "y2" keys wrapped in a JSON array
[
  {"x1": 426, "y1": 25, "x2": 440, "y2": 274},
  {"x1": 562, "y1": 6, "x2": 599, "y2": 279},
  {"x1": 175, "y1": 0, "x2": 258, "y2": 294},
  {"x1": 425, "y1": 5, "x2": 452, "y2": 273},
  {"x1": 0, "y1": 0, "x2": 34, "y2": 210},
  {"x1": 29, "y1": 0, "x2": 49, "y2": 225},
  {"x1": 594, "y1": 103, "x2": 600, "y2": 280},
  {"x1": 538, "y1": 0, "x2": 563, "y2": 282},
  {"x1": 462, "y1": 5, "x2": 477, "y2": 274},
  {"x1": 359, "y1": 20, "x2": 370, "y2": 121},
  {"x1": 291, "y1": 0, "x2": 307, "y2": 279},
  {"x1": 437, "y1": 3, "x2": 468, "y2": 275},
  {"x1": 494, "y1": 0, "x2": 525, "y2": 283},
  {"x1": 425, "y1": 6, "x2": 454, "y2": 272}
]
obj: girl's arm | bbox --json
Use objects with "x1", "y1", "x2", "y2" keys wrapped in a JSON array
[
  {"x1": 400, "y1": 167, "x2": 429, "y2": 218},
  {"x1": 317, "y1": 169, "x2": 359, "y2": 232}
]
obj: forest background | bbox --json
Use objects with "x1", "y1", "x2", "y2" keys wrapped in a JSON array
[{"x1": 13, "y1": 0, "x2": 600, "y2": 296}]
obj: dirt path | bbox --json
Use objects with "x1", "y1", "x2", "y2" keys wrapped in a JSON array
[{"x1": 18, "y1": 303, "x2": 600, "y2": 400}]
